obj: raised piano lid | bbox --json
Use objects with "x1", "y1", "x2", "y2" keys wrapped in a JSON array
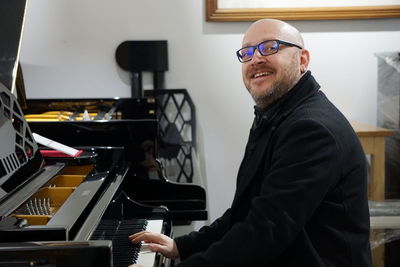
[
  {"x1": 0, "y1": 82, "x2": 45, "y2": 206},
  {"x1": 0, "y1": 0, "x2": 27, "y2": 93},
  {"x1": 0, "y1": 0, "x2": 42, "y2": 205}
]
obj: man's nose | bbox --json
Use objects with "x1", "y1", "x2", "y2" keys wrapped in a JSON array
[{"x1": 251, "y1": 49, "x2": 265, "y2": 64}]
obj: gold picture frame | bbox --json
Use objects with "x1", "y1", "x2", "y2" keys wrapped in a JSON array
[{"x1": 206, "y1": 0, "x2": 400, "y2": 21}]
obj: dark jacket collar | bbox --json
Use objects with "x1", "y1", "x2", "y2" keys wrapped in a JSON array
[{"x1": 253, "y1": 71, "x2": 320, "y2": 128}]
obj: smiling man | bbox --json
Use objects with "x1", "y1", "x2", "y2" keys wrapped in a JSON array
[
  {"x1": 240, "y1": 19, "x2": 307, "y2": 109},
  {"x1": 129, "y1": 19, "x2": 372, "y2": 267}
]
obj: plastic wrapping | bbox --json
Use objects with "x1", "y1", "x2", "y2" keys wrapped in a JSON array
[
  {"x1": 370, "y1": 229, "x2": 400, "y2": 249},
  {"x1": 376, "y1": 52, "x2": 400, "y2": 200},
  {"x1": 375, "y1": 52, "x2": 400, "y2": 74},
  {"x1": 376, "y1": 52, "x2": 400, "y2": 201},
  {"x1": 373, "y1": 52, "x2": 400, "y2": 265},
  {"x1": 369, "y1": 200, "x2": 400, "y2": 249},
  {"x1": 369, "y1": 200, "x2": 400, "y2": 216}
]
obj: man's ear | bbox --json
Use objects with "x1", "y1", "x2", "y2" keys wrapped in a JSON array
[{"x1": 300, "y1": 49, "x2": 310, "y2": 73}]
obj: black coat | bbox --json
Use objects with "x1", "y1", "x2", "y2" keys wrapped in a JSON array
[{"x1": 174, "y1": 71, "x2": 372, "y2": 267}]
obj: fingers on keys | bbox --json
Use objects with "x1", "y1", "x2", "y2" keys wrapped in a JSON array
[{"x1": 128, "y1": 231, "x2": 161, "y2": 244}]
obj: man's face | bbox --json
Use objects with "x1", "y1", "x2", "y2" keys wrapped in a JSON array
[{"x1": 241, "y1": 24, "x2": 303, "y2": 108}]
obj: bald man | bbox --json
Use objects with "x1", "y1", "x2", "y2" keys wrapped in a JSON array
[{"x1": 129, "y1": 19, "x2": 372, "y2": 267}]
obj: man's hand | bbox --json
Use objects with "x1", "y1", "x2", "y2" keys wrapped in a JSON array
[{"x1": 128, "y1": 231, "x2": 180, "y2": 260}]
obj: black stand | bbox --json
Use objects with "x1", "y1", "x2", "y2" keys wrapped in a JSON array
[
  {"x1": 131, "y1": 72, "x2": 142, "y2": 98},
  {"x1": 116, "y1": 40, "x2": 168, "y2": 98}
]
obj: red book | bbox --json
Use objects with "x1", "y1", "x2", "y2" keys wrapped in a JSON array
[{"x1": 40, "y1": 149, "x2": 83, "y2": 158}]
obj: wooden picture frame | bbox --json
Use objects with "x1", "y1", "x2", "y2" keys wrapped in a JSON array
[{"x1": 206, "y1": 0, "x2": 400, "y2": 21}]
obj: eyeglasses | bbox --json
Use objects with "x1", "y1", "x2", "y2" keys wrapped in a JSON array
[{"x1": 236, "y1": 39, "x2": 302, "y2": 63}]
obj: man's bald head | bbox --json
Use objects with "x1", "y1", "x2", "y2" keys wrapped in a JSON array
[{"x1": 243, "y1": 19, "x2": 304, "y2": 48}]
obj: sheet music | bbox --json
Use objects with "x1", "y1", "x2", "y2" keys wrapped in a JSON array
[{"x1": 32, "y1": 133, "x2": 80, "y2": 156}]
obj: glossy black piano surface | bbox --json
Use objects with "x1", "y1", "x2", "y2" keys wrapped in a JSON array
[
  {"x1": 23, "y1": 89, "x2": 199, "y2": 183},
  {"x1": 22, "y1": 96, "x2": 207, "y2": 223}
]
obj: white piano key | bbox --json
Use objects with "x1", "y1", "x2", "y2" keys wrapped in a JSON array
[{"x1": 135, "y1": 219, "x2": 163, "y2": 267}]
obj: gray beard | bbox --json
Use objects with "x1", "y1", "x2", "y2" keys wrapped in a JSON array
[
  {"x1": 248, "y1": 58, "x2": 301, "y2": 109},
  {"x1": 250, "y1": 84, "x2": 290, "y2": 109}
]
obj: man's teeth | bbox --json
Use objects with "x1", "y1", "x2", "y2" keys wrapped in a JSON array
[{"x1": 253, "y1": 72, "x2": 271, "y2": 78}]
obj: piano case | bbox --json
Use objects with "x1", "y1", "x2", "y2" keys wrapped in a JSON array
[{"x1": 0, "y1": 81, "x2": 171, "y2": 267}]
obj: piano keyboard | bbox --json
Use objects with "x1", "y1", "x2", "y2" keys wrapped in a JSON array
[{"x1": 92, "y1": 219, "x2": 163, "y2": 267}]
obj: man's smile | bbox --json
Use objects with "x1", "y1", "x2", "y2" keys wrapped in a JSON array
[{"x1": 253, "y1": 71, "x2": 272, "y2": 79}]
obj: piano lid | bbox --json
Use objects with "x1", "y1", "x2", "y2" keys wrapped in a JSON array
[
  {"x1": 0, "y1": 0, "x2": 28, "y2": 94},
  {"x1": 0, "y1": 0, "x2": 43, "y2": 203},
  {"x1": 0, "y1": 82, "x2": 43, "y2": 203}
]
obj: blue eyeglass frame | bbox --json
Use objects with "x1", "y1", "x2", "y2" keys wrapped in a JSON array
[{"x1": 236, "y1": 39, "x2": 302, "y2": 63}]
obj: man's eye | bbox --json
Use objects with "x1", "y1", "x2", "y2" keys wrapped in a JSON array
[
  {"x1": 262, "y1": 46, "x2": 273, "y2": 51},
  {"x1": 244, "y1": 50, "x2": 253, "y2": 57}
]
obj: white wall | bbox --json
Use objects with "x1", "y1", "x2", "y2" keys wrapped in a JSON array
[{"x1": 20, "y1": 0, "x2": 400, "y2": 224}]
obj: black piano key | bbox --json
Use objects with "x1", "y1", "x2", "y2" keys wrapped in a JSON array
[{"x1": 91, "y1": 218, "x2": 148, "y2": 265}]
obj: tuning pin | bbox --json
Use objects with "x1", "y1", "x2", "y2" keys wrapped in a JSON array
[
  {"x1": 46, "y1": 198, "x2": 51, "y2": 215},
  {"x1": 33, "y1": 198, "x2": 39, "y2": 215},
  {"x1": 29, "y1": 200, "x2": 36, "y2": 215},
  {"x1": 26, "y1": 203, "x2": 32, "y2": 215}
]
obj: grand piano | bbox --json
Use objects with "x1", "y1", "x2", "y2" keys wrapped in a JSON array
[
  {"x1": 0, "y1": 82, "x2": 171, "y2": 266},
  {"x1": 0, "y1": 0, "x2": 206, "y2": 266}
]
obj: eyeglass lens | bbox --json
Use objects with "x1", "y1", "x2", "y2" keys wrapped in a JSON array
[{"x1": 239, "y1": 40, "x2": 279, "y2": 62}]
